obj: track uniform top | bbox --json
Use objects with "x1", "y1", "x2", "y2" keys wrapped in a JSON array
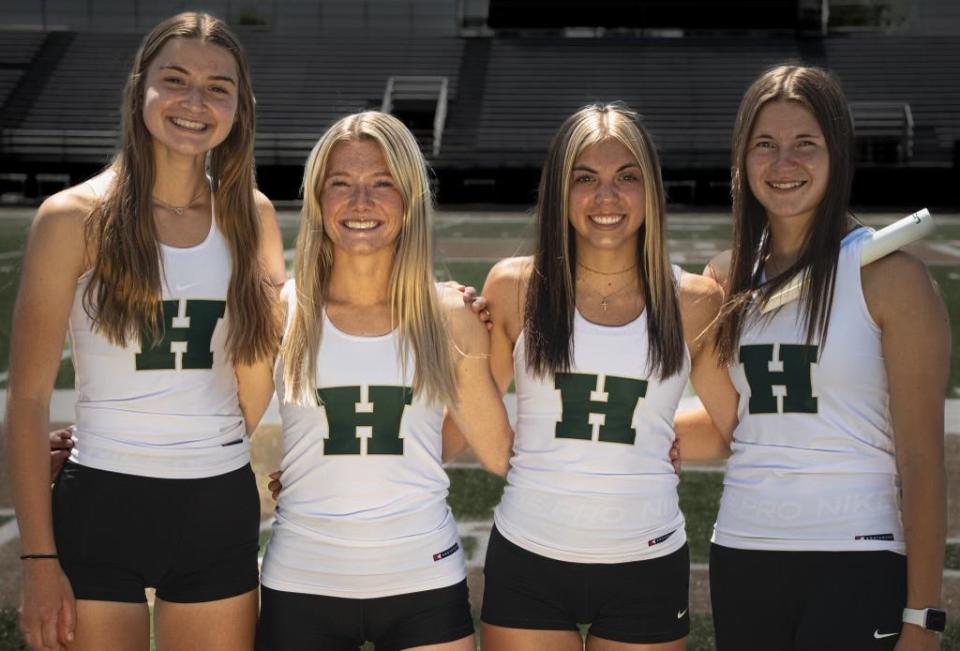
[
  {"x1": 261, "y1": 282, "x2": 465, "y2": 599},
  {"x1": 68, "y1": 208, "x2": 247, "y2": 479},
  {"x1": 495, "y1": 266, "x2": 690, "y2": 564},
  {"x1": 715, "y1": 228, "x2": 904, "y2": 553}
]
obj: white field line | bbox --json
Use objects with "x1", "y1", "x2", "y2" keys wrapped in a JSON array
[{"x1": 0, "y1": 517, "x2": 19, "y2": 547}]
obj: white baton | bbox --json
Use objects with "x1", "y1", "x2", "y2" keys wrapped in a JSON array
[{"x1": 759, "y1": 208, "x2": 934, "y2": 314}]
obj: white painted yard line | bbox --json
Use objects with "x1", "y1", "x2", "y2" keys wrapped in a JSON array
[
  {"x1": 0, "y1": 508, "x2": 14, "y2": 517},
  {"x1": 0, "y1": 517, "x2": 20, "y2": 547},
  {"x1": 928, "y1": 242, "x2": 960, "y2": 258},
  {"x1": 0, "y1": 250, "x2": 23, "y2": 261}
]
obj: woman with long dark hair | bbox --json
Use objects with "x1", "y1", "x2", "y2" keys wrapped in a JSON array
[
  {"x1": 701, "y1": 65, "x2": 948, "y2": 651},
  {"x1": 7, "y1": 13, "x2": 284, "y2": 651},
  {"x1": 477, "y1": 104, "x2": 737, "y2": 651}
]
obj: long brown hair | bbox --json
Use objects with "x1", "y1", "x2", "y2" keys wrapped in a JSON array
[
  {"x1": 716, "y1": 65, "x2": 855, "y2": 364},
  {"x1": 83, "y1": 12, "x2": 278, "y2": 365},
  {"x1": 281, "y1": 112, "x2": 456, "y2": 407},
  {"x1": 524, "y1": 103, "x2": 685, "y2": 380}
]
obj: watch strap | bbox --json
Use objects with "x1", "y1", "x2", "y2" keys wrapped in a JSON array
[
  {"x1": 902, "y1": 608, "x2": 927, "y2": 628},
  {"x1": 902, "y1": 607, "x2": 946, "y2": 632}
]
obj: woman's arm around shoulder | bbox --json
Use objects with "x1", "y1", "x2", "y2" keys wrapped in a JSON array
[
  {"x1": 7, "y1": 186, "x2": 94, "y2": 650},
  {"x1": 438, "y1": 285, "x2": 514, "y2": 476},
  {"x1": 675, "y1": 270, "x2": 738, "y2": 461},
  {"x1": 863, "y1": 251, "x2": 948, "y2": 651}
]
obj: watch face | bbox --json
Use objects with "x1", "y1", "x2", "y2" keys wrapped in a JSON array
[{"x1": 925, "y1": 609, "x2": 947, "y2": 632}]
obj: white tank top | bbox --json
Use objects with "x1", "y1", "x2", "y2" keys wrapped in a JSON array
[
  {"x1": 261, "y1": 283, "x2": 465, "y2": 598},
  {"x1": 714, "y1": 228, "x2": 904, "y2": 553},
  {"x1": 494, "y1": 267, "x2": 690, "y2": 563},
  {"x1": 67, "y1": 213, "x2": 247, "y2": 479}
]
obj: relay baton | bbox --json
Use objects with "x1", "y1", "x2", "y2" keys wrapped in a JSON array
[{"x1": 759, "y1": 208, "x2": 934, "y2": 314}]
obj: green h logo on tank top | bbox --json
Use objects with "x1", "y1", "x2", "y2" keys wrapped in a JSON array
[
  {"x1": 739, "y1": 344, "x2": 819, "y2": 414},
  {"x1": 318, "y1": 385, "x2": 413, "y2": 455},
  {"x1": 135, "y1": 299, "x2": 225, "y2": 370},
  {"x1": 554, "y1": 373, "x2": 648, "y2": 444}
]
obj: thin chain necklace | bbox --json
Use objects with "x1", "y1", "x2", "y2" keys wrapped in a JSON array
[
  {"x1": 152, "y1": 186, "x2": 208, "y2": 216},
  {"x1": 576, "y1": 260, "x2": 638, "y2": 276},
  {"x1": 577, "y1": 276, "x2": 639, "y2": 312}
]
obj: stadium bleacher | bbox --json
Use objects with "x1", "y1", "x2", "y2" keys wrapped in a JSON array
[{"x1": 2, "y1": 30, "x2": 958, "y2": 180}]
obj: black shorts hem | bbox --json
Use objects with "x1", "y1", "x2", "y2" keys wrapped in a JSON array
[
  {"x1": 589, "y1": 624, "x2": 690, "y2": 645},
  {"x1": 479, "y1": 615, "x2": 579, "y2": 632},
  {"x1": 71, "y1": 586, "x2": 147, "y2": 604},
  {"x1": 156, "y1": 576, "x2": 259, "y2": 604},
  {"x1": 384, "y1": 624, "x2": 474, "y2": 651}
]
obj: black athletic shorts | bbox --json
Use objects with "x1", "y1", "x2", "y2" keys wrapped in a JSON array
[
  {"x1": 255, "y1": 579, "x2": 474, "y2": 651},
  {"x1": 52, "y1": 461, "x2": 260, "y2": 604},
  {"x1": 481, "y1": 526, "x2": 690, "y2": 644},
  {"x1": 710, "y1": 543, "x2": 907, "y2": 651}
]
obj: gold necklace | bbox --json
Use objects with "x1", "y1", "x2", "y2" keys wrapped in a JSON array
[
  {"x1": 152, "y1": 187, "x2": 208, "y2": 216},
  {"x1": 578, "y1": 277, "x2": 638, "y2": 312},
  {"x1": 576, "y1": 260, "x2": 638, "y2": 276}
]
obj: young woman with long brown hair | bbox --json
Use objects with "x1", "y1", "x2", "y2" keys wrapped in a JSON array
[
  {"x1": 476, "y1": 104, "x2": 737, "y2": 651},
  {"x1": 696, "y1": 65, "x2": 948, "y2": 651},
  {"x1": 7, "y1": 12, "x2": 284, "y2": 651}
]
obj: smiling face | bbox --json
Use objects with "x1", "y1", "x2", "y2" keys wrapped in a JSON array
[
  {"x1": 567, "y1": 138, "x2": 645, "y2": 253},
  {"x1": 141, "y1": 37, "x2": 239, "y2": 160},
  {"x1": 320, "y1": 138, "x2": 405, "y2": 258},
  {"x1": 746, "y1": 100, "x2": 830, "y2": 228}
]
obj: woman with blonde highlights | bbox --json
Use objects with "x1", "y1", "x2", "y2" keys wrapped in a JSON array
[
  {"x1": 256, "y1": 111, "x2": 512, "y2": 651},
  {"x1": 476, "y1": 104, "x2": 736, "y2": 651},
  {"x1": 7, "y1": 12, "x2": 284, "y2": 651},
  {"x1": 697, "y1": 65, "x2": 948, "y2": 650}
]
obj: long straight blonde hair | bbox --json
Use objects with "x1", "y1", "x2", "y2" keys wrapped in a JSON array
[
  {"x1": 82, "y1": 12, "x2": 278, "y2": 365},
  {"x1": 525, "y1": 103, "x2": 684, "y2": 380},
  {"x1": 281, "y1": 111, "x2": 456, "y2": 407}
]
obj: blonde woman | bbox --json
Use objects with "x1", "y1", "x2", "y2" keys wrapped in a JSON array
[
  {"x1": 476, "y1": 104, "x2": 736, "y2": 651},
  {"x1": 255, "y1": 111, "x2": 513, "y2": 651},
  {"x1": 7, "y1": 13, "x2": 284, "y2": 651}
]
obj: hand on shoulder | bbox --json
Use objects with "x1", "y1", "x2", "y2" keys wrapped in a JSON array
[{"x1": 482, "y1": 256, "x2": 533, "y2": 341}]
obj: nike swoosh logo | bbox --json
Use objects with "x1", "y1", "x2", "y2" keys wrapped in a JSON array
[
  {"x1": 175, "y1": 283, "x2": 199, "y2": 292},
  {"x1": 677, "y1": 608, "x2": 688, "y2": 619},
  {"x1": 873, "y1": 630, "x2": 898, "y2": 639}
]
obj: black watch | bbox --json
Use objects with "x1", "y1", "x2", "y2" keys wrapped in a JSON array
[{"x1": 902, "y1": 607, "x2": 946, "y2": 632}]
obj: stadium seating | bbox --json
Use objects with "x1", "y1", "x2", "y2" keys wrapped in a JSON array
[{"x1": 1, "y1": 29, "x2": 959, "y2": 177}]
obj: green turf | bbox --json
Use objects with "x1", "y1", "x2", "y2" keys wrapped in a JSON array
[
  {"x1": 946, "y1": 542, "x2": 960, "y2": 571},
  {"x1": 445, "y1": 467, "x2": 507, "y2": 521},
  {"x1": 679, "y1": 471, "x2": 724, "y2": 564},
  {"x1": 0, "y1": 609, "x2": 26, "y2": 651}
]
